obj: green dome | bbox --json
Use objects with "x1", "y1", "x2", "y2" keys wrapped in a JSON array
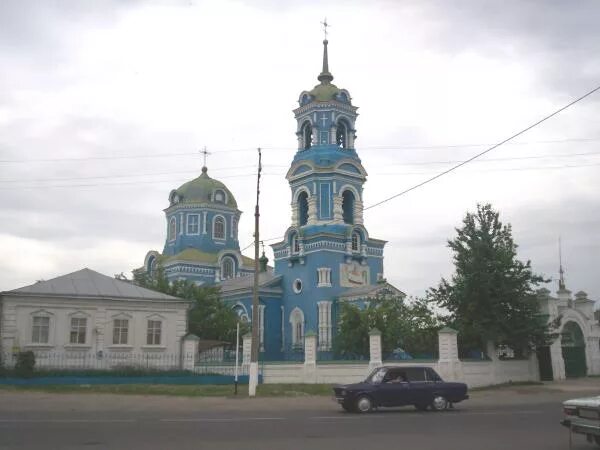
[
  {"x1": 173, "y1": 167, "x2": 237, "y2": 208},
  {"x1": 309, "y1": 82, "x2": 341, "y2": 102}
]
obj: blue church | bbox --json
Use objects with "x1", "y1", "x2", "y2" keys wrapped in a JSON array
[{"x1": 141, "y1": 37, "x2": 404, "y2": 360}]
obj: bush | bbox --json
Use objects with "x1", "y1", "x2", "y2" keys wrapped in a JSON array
[{"x1": 15, "y1": 351, "x2": 36, "y2": 378}]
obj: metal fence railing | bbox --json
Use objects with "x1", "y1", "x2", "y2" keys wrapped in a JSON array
[{"x1": 1, "y1": 351, "x2": 186, "y2": 371}]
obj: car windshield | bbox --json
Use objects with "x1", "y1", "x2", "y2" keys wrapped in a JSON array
[{"x1": 365, "y1": 368, "x2": 387, "y2": 384}]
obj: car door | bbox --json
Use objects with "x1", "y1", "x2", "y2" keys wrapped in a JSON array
[
  {"x1": 404, "y1": 368, "x2": 430, "y2": 405},
  {"x1": 377, "y1": 368, "x2": 411, "y2": 407}
]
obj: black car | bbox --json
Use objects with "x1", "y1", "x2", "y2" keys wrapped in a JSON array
[{"x1": 333, "y1": 366, "x2": 469, "y2": 413}]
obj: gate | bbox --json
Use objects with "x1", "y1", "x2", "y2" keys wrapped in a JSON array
[
  {"x1": 561, "y1": 321, "x2": 587, "y2": 378},
  {"x1": 562, "y1": 346, "x2": 587, "y2": 378},
  {"x1": 537, "y1": 346, "x2": 554, "y2": 381}
]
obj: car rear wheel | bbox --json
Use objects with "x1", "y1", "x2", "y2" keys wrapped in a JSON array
[
  {"x1": 594, "y1": 435, "x2": 600, "y2": 446},
  {"x1": 355, "y1": 395, "x2": 373, "y2": 413},
  {"x1": 431, "y1": 395, "x2": 448, "y2": 411}
]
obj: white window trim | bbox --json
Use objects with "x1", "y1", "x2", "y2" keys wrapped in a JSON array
[
  {"x1": 112, "y1": 318, "x2": 130, "y2": 346},
  {"x1": 168, "y1": 217, "x2": 177, "y2": 241},
  {"x1": 68, "y1": 316, "x2": 88, "y2": 345},
  {"x1": 212, "y1": 215, "x2": 227, "y2": 240},
  {"x1": 317, "y1": 267, "x2": 332, "y2": 287},
  {"x1": 186, "y1": 214, "x2": 201, "y2": 235},
  {"x1": 317, "y1": 301, "x2": 333, "y2": 351},
  {"x1": 289, "y1": 307, "x2": 305, "y2": 348},
  {"x1": 221, "y1": 256, "x2": 235, "y2": 280},
  {"x1": 292, "y1": 278, "x2": 303, "y2": 294},
  {"x1": 30, "y1": 313, "x2": 52, "y2": 345},
  {"x1": 213, "y1": 189, "x2": 228, "y2": 204}
]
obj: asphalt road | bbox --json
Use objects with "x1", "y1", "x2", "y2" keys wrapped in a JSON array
[{"x1": 0, "y1": 384, "x2": 598, "y2": 450}]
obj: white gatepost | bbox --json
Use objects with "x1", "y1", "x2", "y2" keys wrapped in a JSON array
[
  {"x1": 437, "y1": 327, "x2": 463, "y2": 382},
  {"x1": 304, "y1": 330, "x2": 318, "y2": 383},
  {"x1": 242, "y1": 333, "x2": 252, "y2": 368},
  {"x1": 181, "y1": 334, "x2": 199, "y2": 371},
  {"x1": 369, "y1": 328, "x2": 383, "y2": 371}
]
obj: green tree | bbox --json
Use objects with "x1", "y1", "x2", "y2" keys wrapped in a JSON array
[
  {"x1": 334, "y1": 294, "x2": 441, "y2": 358},
  {"x1": 133, "y1": 267, "x2": 246, "y2": 343},
  {"x1": 427, "y1": 203, "x2": 552, "y2": 355}
]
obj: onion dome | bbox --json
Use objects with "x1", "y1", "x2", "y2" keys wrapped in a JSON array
[{"x1": 169, "y1": 166, "x2": 237, "y2": 208}]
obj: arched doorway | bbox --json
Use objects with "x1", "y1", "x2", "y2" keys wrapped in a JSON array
[{"x1": 561, "y1": 321, "x2": 587, "y2": 378}]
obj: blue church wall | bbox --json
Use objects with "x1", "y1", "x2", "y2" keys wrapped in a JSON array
[
  {"x1": 275, "y1": 249, "x2": 384, "y2": 344},
  {"x1": 163, "y1": 209, "x2": 241, "y2": 256},
  {"x1": 223, "y1": 295, "x2": 284, "y2": 361}
]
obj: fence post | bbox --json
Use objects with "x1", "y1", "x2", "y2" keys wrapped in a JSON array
[
  {"x1": 242, "y1": 333, "x2": 252, "y2": 368},
  {"x1": 369, "y1": 328, "x2": 383, "y2": 371},
  {"x1": 303, "y1": 330, "x2": 317, "y2": 383},
  {"x1": 181, "y1": 334, "x2": 200, "y2": 371},
  {"x1": 437, "y1": 327, "x2": 462, "y2": 381}
]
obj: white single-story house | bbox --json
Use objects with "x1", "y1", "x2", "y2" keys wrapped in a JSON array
[{"x1": 0, "y1": 268, "x2": 191, "y2": 369}]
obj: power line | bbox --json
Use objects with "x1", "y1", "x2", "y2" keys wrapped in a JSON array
[
  {"x1": 241, "y1": 83, "x2": 600, "y2": 250},
  {"x1": 364, "y1": 83, "x2": 600, "y2": 211},
  {"x1": 1, "y1": 136, "x2": 600, "y2": 164},
  {"x1": 1, "y1": 149, "x2": 598, "y2": 185}
]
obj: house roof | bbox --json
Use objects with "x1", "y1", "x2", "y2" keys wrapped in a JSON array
[{"x1": 3, "y1": 268, "x2": 185, "y2": 302}]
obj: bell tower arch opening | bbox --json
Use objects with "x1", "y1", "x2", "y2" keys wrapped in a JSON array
[
  {"x1": 342, "y1": 190, "x2": 355, "y2": 224},
  {"x1": 301, "y1": 122, "x2": 312, "y2": 150},
  {"x1": 298, "y1": 191, "x2": 309, "y2": 226},
  {"x1": 336, "y1": 120, "x2": 349, "y2": 149}
]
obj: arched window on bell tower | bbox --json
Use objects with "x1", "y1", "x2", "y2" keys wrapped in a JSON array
[
  {"x1": 301, "y1": 121, "x2": 312, "y2": 150},
  {"x1": 336, "y1": 120, "x2": 348, "y2": 149},
  {"x1": 342, "y1": 190, "x2": 355, "y2": 224},
  {"x1": 298, "y1": 191, "x2": 309, "y2": 226}
]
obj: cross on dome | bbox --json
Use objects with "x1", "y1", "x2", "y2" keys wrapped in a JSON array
[
  {"x1": 200, "y1": 146, "x2": 211, "y2": 170},
  {"x1": 321, "y1": 18, "x2": 330, "y2": 40}
]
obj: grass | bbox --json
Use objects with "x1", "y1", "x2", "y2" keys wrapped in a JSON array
[{"x1": 0, "y1": 383, "x2": 335, "y2": 397}]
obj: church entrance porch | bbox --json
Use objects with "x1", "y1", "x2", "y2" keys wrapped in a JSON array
[{"x1": 561, "y1": 321, "x2": 587, "y2": 378}]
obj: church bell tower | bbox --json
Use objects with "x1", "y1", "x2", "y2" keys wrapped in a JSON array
[{"x1": 271, "y1": 30, "x2": 387, "y2": 353}]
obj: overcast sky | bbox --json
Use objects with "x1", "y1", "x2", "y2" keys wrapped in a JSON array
[{"x1": 1, "y1": 0, "x2": 598, "y2": 307}]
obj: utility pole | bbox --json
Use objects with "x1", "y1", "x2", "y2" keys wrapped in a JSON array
[{"x1": 248, "y1": 147, "x2": 262, "y2": 397}]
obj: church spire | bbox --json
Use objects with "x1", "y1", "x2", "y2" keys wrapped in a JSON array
[{"x1": 317, "y1": 19, "x2": 334, "y2": 84}]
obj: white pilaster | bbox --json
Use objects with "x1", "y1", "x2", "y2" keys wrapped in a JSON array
[{"x1": 369, "y1": 328, "x2": 383, "y2": 371}]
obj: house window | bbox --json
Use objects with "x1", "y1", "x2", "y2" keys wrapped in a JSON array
[
  {"x1": 147, "y1": 320, "x2": 162, "y2": 345},
  {"x1": 187, "y1": 214, "x2": 199, "y2": 234},
  {"x1": 351, "y1": 232, "x2": 360, "y2": 251},
  {"x1": 113, "y1": 319, "x2": 129, "y2": 345},
  {"x1": 69, "y1": 318, "x2": 87, "y2": 344},
  {"x1": 32, "y1": 316, "x2": 49, "y2": 344},
  {"x1": 214, "y1": 216, "x2": 225, "y2": 239},
  {"x1": 222, "y1": 257, "x2": 234, "y2": 280},
  {"x1": 168, "y1": 217, "x2": 177, "y2": 241}
]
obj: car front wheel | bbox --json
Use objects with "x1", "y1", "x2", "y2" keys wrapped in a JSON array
[
  {"x1": 431, "y1": 395, "x2": 448, "y2": 411},
  {"x1": 355, "y1": 395, "x2": 373, "y2": 413}
]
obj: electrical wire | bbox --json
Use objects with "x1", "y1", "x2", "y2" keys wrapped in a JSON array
[{"x1": 241, "y1": 83, "x2": 600, "y2": 250}]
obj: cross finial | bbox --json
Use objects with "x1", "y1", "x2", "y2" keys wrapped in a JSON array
[
  {"x1": 321, "y1": 18, "x2": 330, "y2": 40},
  {"x1": 200, "y1": 146, "x2": 211, "y2": 169}
]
